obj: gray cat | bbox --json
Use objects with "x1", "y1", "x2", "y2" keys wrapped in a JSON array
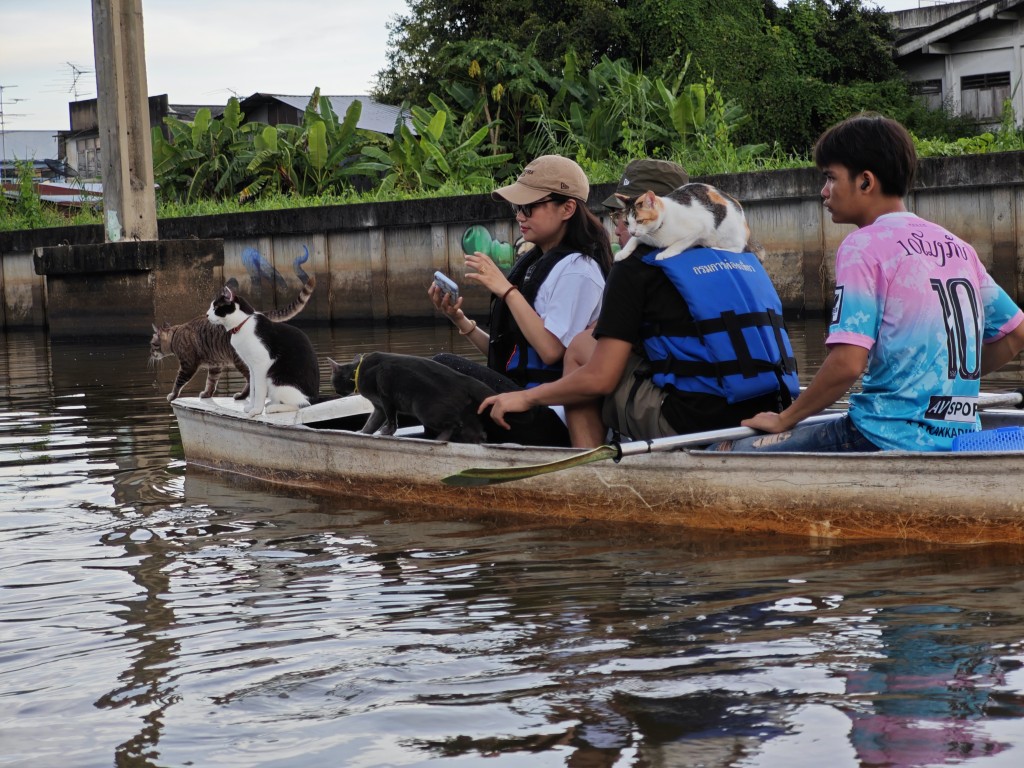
[{"x1": 330, "y1": 352, "x2": 496, "y2": 443}]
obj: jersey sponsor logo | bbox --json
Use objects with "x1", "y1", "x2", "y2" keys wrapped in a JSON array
[
  {"x1": 924, "y1": 395, "x2": 978, "y2": 423},
  {"x1": 831, "y1": 286, "x2": 844, "y2": 325}
]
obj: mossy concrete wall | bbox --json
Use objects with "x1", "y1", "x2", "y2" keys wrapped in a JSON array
[
  {"x1": 33, "y1": 239, "x2": 223, "y2": 337},
  {"x1": 2, "y1": 151, "x2": 1023, "y2": 334}
]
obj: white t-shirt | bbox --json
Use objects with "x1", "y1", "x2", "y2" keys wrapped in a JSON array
[
  {"x1": 533, "y1": 253, "x2": 606, "y2": 346},
  {"x1": 529, "y1": 252, "x2": 605, "y2": 425}
]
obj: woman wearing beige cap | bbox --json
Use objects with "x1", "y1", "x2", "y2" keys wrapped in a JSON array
[{"x1": 429, "y1": 154, "x2": 612, "y2": 446}]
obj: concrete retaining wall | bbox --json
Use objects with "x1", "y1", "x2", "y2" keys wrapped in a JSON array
[{"x1": 2, "y1": 151, "x2": 1023, "y2": 333}]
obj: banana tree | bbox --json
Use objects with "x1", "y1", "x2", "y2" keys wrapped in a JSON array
[
  {"x1": 658, "y1": 69, "x2": 768, "y2": 161},
  {"x1": 240, "y1": 123, "x2": 299, "y2": 201},
  {"x1": 358, "y1": 94, "x2": 511, "y2": 194},
  {"x1": 151, "y1": 97, "x2": 252, "y2": 203},
  {"x1": 531, "y1": 52, "x2": 675, "y2": 161},
  {"x1": 293, "y1": 89, "x2": 376, "y2": 195}
]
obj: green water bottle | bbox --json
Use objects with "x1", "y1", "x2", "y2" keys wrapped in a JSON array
[
  {"x1": 462, "y1": 225, "x2": 515, "y2": 272},
  {"x1": 461, "y1": 225, "x2": 492, "y2": 257}
]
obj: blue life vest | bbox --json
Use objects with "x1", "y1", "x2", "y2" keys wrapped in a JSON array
[
  {"x1": 640, "y1": 247, "x2": 800, "y2": 404},
  {"x1": 503, "y1": 346, "x2": 559, "y2": 389}
]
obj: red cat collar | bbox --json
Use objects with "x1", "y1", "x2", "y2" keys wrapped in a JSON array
[{"x1": 229, "y1": 315, "x2": 251, "y2": 335}]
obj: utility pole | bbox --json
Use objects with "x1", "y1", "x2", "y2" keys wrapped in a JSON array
[
  {"x1": 34, "y1": 0, "x2": 225, "y2": 338},
  {"x1": 90, "y1": 0, "x2": 158, "y2": 242},
  {"x1": 0, "y1": 84, "x2": 21, "y2": 182}
]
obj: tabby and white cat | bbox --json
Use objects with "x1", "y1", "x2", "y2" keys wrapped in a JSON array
[
  {"x1": 207, "y1": 284, "x2": 321, "y2": 417},
  {"x1": 151, "y1": 276, "x2": 315, "y2": 402},
  {"x1": 614, "y1": 183, "x2": 750, "y2": 262}
]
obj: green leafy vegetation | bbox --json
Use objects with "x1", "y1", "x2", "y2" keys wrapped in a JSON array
[
  {"x1": 0, "y1": 161, "x2": 102, "y2": 232},
  {"x1": 3, "y1": 0, "x2": 1024, "y2": 232}
]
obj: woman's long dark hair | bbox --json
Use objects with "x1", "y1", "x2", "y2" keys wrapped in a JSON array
[{"x1": 549, "y1": 193, "x2": 613, "y2": 276}]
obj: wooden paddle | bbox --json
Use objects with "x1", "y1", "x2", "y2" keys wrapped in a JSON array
[
  {"x1": 442, "y1": 390, "x2": 1024, "y2": 487},
  {"x1": 442, "y1": 412, "x2": 848, "y2": 487}
]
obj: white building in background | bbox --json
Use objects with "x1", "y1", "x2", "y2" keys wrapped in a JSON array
[{"x1": 893, "y1": 0, "x2": 1024, "y2": 127}]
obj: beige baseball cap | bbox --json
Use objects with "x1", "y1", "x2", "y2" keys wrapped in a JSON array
[
  {"x1": 492, "y1": 155, "x2": 589, "y2": 204},
  {"x1": 602, "y1": 159, "x2": 689, "y2": 209}
]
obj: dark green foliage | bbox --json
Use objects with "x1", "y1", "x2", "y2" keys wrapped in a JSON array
[
  {"x1": 438, "y1": 38, "x2": 558, "y2": 159},
  {"x1": 374, "y1": 0, "x2": 633, "y2": 108},
  {"x1": 374, "y1": 0, "x2": 986, "y2": 155}
]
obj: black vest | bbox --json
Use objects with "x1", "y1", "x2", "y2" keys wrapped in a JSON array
[{"x1": 487, "y1": 245, "x2": 578, "y2": 387}]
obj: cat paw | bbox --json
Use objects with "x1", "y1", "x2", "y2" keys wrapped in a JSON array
[
  {"x1": 614, "y1": 239, "x2": 638, "y2": 262},
  {"x1": 166, "y1": 392, "x2": 177, "y2": 402}
]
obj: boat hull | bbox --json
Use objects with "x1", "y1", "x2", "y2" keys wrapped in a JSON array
[{"x1": 171, "y1": 397, "x2": 1024, "y2": 544}]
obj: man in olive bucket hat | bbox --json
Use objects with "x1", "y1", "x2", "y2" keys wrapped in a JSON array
[
  {"x1": 479, "y1": 158, "x2": 797, "y2": 448},
  {"x1": 601, "y1": 158, "x2": 689, "y2": 211}
]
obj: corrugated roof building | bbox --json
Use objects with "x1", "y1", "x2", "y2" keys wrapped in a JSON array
[{"x1": 238, "y1": 93, "x2": 411, "y2": 135}]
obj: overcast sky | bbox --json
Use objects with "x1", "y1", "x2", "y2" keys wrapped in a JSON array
[
  {"x1": 1, "y1": 0, "x2": 411, "y2": 130},
  {"x1": 2, "y1": 0, "x2": 939, "y2": 131}
]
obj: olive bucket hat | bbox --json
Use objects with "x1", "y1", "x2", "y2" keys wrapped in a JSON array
[{"x1": 602, "y1": 159, "x2": 689, "y2": 209}]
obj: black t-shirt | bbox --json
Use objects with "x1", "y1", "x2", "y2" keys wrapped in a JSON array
[{"x1": 594, "y1": 250, "x2": 785, "y2": 433}]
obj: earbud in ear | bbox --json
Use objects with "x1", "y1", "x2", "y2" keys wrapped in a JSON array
[{"x1": 860, "y1": 178, "x2": 870, "y2": 190}]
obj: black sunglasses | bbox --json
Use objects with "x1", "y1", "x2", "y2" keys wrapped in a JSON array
[{"x1": 510, "y1": 197, "x2": 554, "y2": 218}]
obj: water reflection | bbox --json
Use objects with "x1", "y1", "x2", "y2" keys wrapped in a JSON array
[{"x1": 1, "y1": 324, "x2": 1024, "y2": 767}]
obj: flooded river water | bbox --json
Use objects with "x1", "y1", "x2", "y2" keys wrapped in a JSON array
[{"x1": 2, "y1": 321, "x2": 1024, "y2": 767}]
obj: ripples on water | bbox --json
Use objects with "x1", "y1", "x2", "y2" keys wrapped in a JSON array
[{"x1": 2, "y1": 323, "x2": 1024, "y2": 768}]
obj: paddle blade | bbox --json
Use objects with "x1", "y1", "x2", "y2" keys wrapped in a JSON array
[{"x1": 442, "y1": 445, "x2": 618, "y2": 486}]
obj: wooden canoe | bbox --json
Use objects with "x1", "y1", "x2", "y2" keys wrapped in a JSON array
[{"x1": 171, "y1": 395, "x2": 1024, "y2": 545}]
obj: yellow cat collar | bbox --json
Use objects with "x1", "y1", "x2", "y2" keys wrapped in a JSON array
[{"x1": 352, "y1": 354, "x2": 364, "y2": 394}]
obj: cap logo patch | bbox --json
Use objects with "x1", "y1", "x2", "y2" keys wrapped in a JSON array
[{"x1": 560, "y1": 182, "x2": 569, "y2": 190}]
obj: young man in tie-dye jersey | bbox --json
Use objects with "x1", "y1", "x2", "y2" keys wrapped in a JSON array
[{"x1": 711, "y1": 114, "x2": 1024, "y2": 452}]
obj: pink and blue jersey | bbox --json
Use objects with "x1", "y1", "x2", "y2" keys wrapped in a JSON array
[{"x1": 828, "y1": 212, "x2": 1023, "y2": 450}]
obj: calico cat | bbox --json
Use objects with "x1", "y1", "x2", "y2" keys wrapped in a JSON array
[
  {"x1": 206, "y1": 285, "x2": 320, "y2": 417},
  {"x1": 614, "y1": 183, "x2": 750, "y2": 262},
  {"x1": 151, "y1": 276, "x2": 315, "y2": 402},
  {"x1": 330, "y1": 352, "x2": 496, "y2": 443}
]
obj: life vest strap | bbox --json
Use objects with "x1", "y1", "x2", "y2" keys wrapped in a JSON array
[
  {"x1": 642, "y1": 309, "x2": 790, "y2": 339},
  {"x1": 644, "y1": 356, "x2": 798, "y2": 380}
]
